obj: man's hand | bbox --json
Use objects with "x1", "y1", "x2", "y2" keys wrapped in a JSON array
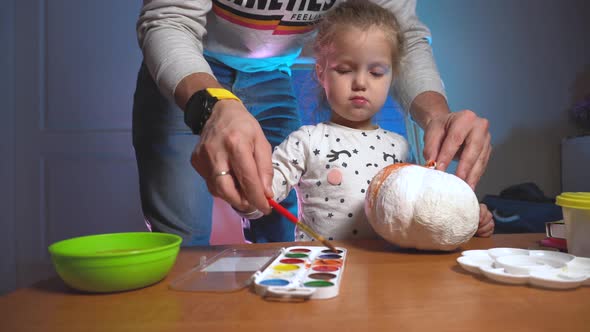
[
  {"x1": 175, "y1": 73, "x2": 273, "y2": 215},
  {"x1": 410, "y1": 92, "x2": 491, "y2": 189},
  {"x1": 423, "y1": 110, "x2": 491, "y2": 189},
  {"x1": 191, "y1": 99, "x2": 273, "y2": 215}
]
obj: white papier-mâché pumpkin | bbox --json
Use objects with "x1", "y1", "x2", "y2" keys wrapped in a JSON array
[{"x1": 365, "y1": 163, "x2": 479, "y2": 251}]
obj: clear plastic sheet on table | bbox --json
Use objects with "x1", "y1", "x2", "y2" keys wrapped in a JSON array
[{"x1": 169, "y1": 247, "x2": 281, "y2": 292}]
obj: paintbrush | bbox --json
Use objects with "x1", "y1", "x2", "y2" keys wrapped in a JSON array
[{"x1": 267, "y1": 198, "x2": 338, "y2": 253}]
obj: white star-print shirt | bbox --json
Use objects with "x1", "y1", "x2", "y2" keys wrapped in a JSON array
[{"x1": 267, "y1": 122, "x2": 410, "y2": 241}]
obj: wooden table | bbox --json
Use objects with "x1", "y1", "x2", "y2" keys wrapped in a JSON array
[{"x1": 1, "y1": 234, "x2": 589, "y2": 332}]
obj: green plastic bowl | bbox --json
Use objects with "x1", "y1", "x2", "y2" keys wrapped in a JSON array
[{"x1": 48, "y1": 232, "x2": 182, "y2": 293}]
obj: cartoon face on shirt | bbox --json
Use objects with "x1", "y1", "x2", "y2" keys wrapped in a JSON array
[{"x1": 316, "y1": 26, "x2": 394, "y2": 130}]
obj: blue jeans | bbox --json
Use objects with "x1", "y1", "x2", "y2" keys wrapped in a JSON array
[{"x1": 132, "y1": 59, "x2": 300, "y2": 245}]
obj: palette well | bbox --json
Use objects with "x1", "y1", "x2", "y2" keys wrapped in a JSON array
[
  {"x1": 252, "y1": 246, "x2": 347, "y2": 300},
  {"x1": 457, "y1": 248, "x2": 590, "y2": 290}
]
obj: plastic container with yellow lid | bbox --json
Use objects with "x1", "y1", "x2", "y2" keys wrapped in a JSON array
[{"x1": 556, "y1": 192, "x2": 590, "y2": 257}]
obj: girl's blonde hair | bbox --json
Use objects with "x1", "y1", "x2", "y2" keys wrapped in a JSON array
[{"x1": 313, "y1": 0, "x2": 404, "y2": 74}]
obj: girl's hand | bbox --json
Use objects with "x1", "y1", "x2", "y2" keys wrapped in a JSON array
[{"x1": 475, "y1": 203, "x2": 494, "y2": 237}]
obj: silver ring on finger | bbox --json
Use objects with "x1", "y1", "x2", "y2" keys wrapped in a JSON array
[{"x1": 213, "y1": 170, "x2": 232, "y2": 179}]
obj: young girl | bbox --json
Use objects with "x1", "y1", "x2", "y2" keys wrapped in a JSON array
[{"x1": 241, "y1": 0, "x2": 493, "y2": 240}]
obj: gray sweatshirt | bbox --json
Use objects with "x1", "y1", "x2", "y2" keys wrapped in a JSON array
[{"x1": 137, "y1": 0, "x2": 446, "y2": 112}]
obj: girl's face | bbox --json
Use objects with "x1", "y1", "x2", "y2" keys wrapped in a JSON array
[{"x1": 316, "y1": 26, "x2": 394, "y2": 130}]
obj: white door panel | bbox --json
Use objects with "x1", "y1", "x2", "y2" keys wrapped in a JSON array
[
  {"x1": 1, "y1": 0, "x2": 17, "y2": 295},
  {"x1": 46, "y1": 0, "x2": 141, "y2": 130},
  {"x1": 11, "y1": 0, "x2": 145, "y2": 290}
]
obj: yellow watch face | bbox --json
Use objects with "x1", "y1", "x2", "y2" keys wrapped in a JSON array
[{"x1": 206, "y1": 88, "x2": 240, "y2": 101}]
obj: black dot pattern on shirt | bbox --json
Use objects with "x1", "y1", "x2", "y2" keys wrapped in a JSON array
[{"x1": 292, "y1": 125, "x2": 407, "y2": 242}]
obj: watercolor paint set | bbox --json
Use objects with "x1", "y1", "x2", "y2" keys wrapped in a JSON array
[{"x1": 252, "y1": 246, "x2": 347, "y2": 300}]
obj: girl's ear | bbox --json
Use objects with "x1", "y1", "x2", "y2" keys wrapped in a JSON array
[{"x1": 315, "y1": 62, "x2": 325, "y2": 87}]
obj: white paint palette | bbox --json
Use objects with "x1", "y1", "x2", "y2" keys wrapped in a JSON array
[
  {"x1": 457, "y1": 248, "x2": 590, "y2": 290},
  {"x1": 252, "y1": 246, "x2": 347, "y2": 300}
]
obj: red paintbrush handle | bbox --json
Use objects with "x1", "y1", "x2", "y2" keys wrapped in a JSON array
[
  {"x1": 268, "y1": 198, "x2": 338, "y2": 252},
  {"x1": 267, "y1": 198, "x2": 299, "y2": 224}
]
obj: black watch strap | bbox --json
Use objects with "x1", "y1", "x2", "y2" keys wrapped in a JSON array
[
  {"x1": 183, "y1": 88, "x2": 240, "y2": 135},
  {"x1": 184, "y1": 89, "x2": 212, "y2": 135}
]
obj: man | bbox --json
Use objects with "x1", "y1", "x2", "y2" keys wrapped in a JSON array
[{"x1": 133, "y1": 0, "x2": 492, "y2": 245}]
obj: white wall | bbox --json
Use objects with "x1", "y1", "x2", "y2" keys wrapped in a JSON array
[{"x1": 417, "y1": 0, "x2": 590, "y2": 198}]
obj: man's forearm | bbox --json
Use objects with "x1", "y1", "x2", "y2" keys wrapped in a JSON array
[{"x1": 409, "y1": 91, "x2": 451, "y2": 129}]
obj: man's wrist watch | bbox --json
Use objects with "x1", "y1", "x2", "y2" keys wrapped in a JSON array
[{"x1": 184, "y1": 88, "x2": 241, "y2": 135}]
